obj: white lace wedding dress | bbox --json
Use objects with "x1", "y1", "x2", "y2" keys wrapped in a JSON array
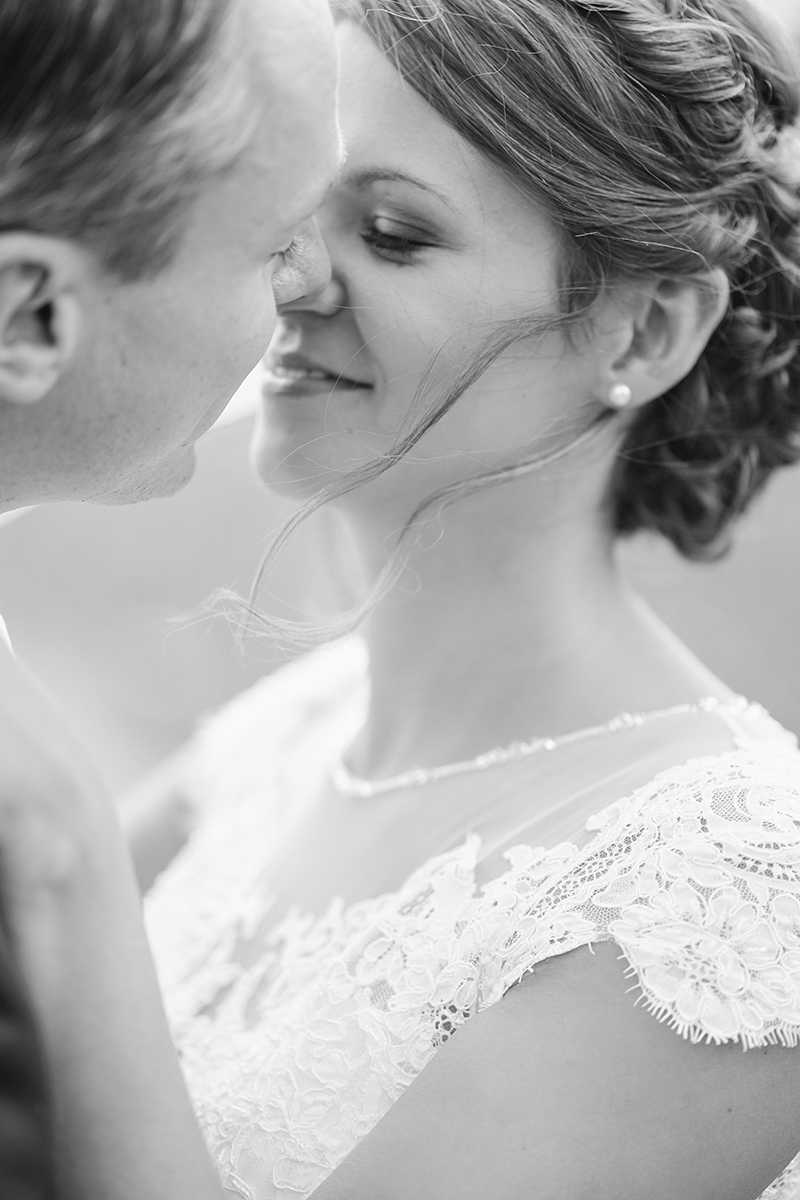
[{"x1": 145, "y1": 640, "x2": 800, "y2": 1199}]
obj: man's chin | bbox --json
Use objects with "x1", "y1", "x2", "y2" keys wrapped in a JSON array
[{"x1": 98, "y1": 444, "x2": 198, "y2": 506}]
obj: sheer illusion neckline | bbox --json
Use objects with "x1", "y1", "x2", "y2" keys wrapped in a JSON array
[{"x1": 331, "y1": 694, "x2": 756, "y2": 799}]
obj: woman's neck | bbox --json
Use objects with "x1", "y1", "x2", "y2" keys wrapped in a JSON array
[{"x1": 343, "y1": 495, "x2": 730, "y2": 782}]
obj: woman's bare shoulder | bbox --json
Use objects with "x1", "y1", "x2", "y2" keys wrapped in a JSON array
[{"x1": 313, "y1": 940, "x2": 800, "y2": 1200}]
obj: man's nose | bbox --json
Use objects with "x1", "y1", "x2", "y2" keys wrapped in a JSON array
[
  {"x1": 278, "y1": 272, "x2": 345, "y2": 317},
  {"x1": 272, "y1": 219, "x2": 332, "y2": 310}
]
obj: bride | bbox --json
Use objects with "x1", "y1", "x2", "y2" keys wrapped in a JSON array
[{"x1": 9, "y1": 0, "x2": 800, "y2": 1197}]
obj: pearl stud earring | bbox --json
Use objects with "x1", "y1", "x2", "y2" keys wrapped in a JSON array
[{"x1": 606, "y1": 382, "x2": 633, "y2": 410}]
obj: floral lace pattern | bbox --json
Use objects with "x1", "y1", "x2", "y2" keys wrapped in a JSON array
[{"x1": 145, "y1": 646, "x2": 800, "y2": 1199}]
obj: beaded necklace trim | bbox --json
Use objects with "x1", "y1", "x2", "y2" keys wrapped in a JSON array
[{"x1": 331, "y1": 694, "x2": 753, "y2": 799}]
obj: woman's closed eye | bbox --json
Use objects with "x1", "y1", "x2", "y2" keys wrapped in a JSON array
[{"x1": 361, "y1": 217, "x2": 433, "y2": 263}]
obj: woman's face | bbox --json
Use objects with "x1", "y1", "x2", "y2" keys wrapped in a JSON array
[{"x1": 253, "y1": 21, "x2": 608, "y2": 515}]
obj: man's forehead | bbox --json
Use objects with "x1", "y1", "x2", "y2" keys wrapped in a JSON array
[
  {"x1": 311, "y1": 142, "x2": 348, "y2": 214},
  {"x1": 241, "y1": 0, "x2": 339, "y2": 159},
  {"x1": 275, "y1": 134, "x2": 346, "y2": 238},
  {"x1": 242, "y1": 0, "x2": 338, "y2": 95},
  {"x1": 225, "y1": 0, "x2": 342, "y2": 236}
]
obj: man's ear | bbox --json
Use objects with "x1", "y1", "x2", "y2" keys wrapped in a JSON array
[
  {"x1": 599, "y1": 269, "x2": 730, "y2": 408},
  {"x1": 0, "y1": 234, "x2": 84, "y2": 406}
]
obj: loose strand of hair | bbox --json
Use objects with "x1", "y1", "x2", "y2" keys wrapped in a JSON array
[
  {"x1": 208, "y1": 308, "x2": 585, "y2": 650},
  {"x1": 217, "y1": 403, "x2": 614, "y2": 654}
]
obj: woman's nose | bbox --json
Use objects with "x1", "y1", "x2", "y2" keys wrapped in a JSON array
[{"x1": 272, "y1": 219, "x2": 341, "y2": 312}]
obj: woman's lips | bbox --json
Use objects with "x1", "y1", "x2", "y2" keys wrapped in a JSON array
[{"x1": 263, "y1": 359, "x2": 374, "y2": 395}]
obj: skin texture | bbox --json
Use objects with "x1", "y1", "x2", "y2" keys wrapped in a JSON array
[{"x1": 0, "y1": 0, "x2": 342, "y2": 509}]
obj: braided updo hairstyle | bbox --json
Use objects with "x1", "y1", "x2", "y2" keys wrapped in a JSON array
[{"x1": 339, "y1": 0, "x2": 800, "y2": 559}]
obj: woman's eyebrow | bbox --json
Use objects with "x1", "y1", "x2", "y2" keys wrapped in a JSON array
[{"x1": 345, "y1": 167, "x2": 457, "y2": 210}]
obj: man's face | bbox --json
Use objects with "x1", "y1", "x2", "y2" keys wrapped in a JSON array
[{"x1": 0, "y1": 0, "x2": 341, "y2": 507}]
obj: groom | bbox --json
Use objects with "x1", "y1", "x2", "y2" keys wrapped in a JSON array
[
  {"x1": 0, "y1": 0, "x2": 340, "y2": 1193},
  {"x1": 0, "y1": 0, "x2": 340, "y2": 511}
]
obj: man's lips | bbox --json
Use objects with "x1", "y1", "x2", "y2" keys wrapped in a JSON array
[{"x1": 265, "y1": 353, "x2": 373, "y2": 389}]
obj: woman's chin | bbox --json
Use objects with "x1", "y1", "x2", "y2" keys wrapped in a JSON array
[{"x1": 249, "y1": 427, "x2": 340, "y2": 503}]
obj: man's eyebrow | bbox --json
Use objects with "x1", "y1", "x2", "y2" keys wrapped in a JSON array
[
  {"x1": 345, "y1": 167, "x2": 456, "y2": 210},
  {"x1": 320, "y1": 144, "x2": 349, "y2": 205}
]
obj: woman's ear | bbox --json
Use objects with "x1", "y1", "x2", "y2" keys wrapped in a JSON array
[
  {"x1": 0, "y1": 234, "x2": 83, "y2": 406},
  {"x1": 599, "y1": 269, "x2": 730, "y2": 408}
]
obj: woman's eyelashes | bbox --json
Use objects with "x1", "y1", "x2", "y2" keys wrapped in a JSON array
[{"x1": 360, "y1": 216, "x2": 434, "y2": 263}]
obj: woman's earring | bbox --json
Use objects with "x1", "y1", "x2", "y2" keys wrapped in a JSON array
[{"x1": 606, "y1": 382, "x2": 633, "y2": 410}]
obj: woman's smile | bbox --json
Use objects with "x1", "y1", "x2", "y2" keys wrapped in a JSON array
[{"x1": 263, "y1": 350, "x2": 375, "y2": 398}]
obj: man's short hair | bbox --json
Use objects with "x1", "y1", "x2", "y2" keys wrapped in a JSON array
[{"x1": 0, "y1": 0, "x2": 256, "y2": 279}]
